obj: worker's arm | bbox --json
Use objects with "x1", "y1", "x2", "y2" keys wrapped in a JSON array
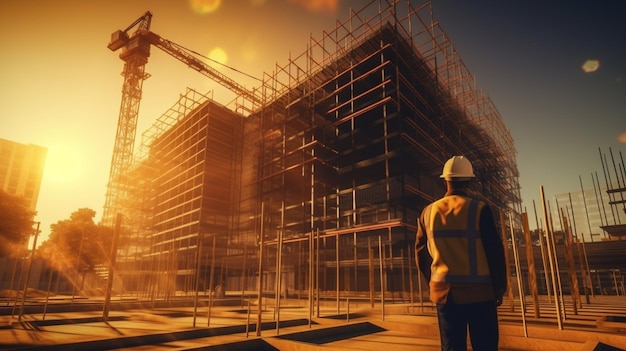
[
  {"x1": 415, "y1": 208, "x2": 432, "y2": 282},
  {"x1": 480, "y1": 205, "x2": 507, "y2": 300}
]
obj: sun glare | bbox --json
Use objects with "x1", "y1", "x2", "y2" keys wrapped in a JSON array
[
  {"x1": 189, "y1": 0, "x2": 221, "y2": 14},
  {"x1": 619, "y1": 132, "x2": 626, "y2": 144},
  {"x1": 45, "y1": 144, "x2": 82, "y2": 183}
]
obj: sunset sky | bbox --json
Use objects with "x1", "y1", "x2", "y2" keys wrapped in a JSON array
[{"x1": 1, "y1": 0, "x2": 624, "y2": 245}]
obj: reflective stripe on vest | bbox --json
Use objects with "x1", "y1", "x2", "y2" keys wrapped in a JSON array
[{"x1": 430, "y1": 197, "x2": 491, "y2": 284}]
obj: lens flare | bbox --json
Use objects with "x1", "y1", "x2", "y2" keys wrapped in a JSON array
[
  {"x1": 208, "y1": 47, "x2": 228, "y2": 66},
  {"x1": 189, "y1": 0, "x2": 221, "y2": 14},
  {"x1": 618, "y1": 132, "x2": 626, "y2": 144},
  {"x1": 288, "y1": 0, "x2": 338, "y2": 13},
  {"x1": 582, "y1": 59, "x2": 600, "y2": 73}
]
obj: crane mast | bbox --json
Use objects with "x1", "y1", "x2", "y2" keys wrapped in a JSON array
[
  {"x1": 102, "y1": 12, "x2": 153, "y2": 226},
  {"x1": 103, "y1": 11, "x2": 262, "y2": 226}
]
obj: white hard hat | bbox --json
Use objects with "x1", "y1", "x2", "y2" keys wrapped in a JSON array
[{"x1": 440, "y1": 156, "x2": 475, "y2": 181}]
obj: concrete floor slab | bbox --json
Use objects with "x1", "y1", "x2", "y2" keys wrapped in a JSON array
[{"x1": 2, "y1": 296, "x2": 626, "y2": 350}]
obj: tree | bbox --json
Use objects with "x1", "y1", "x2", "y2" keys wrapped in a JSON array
[
  {"x1": 38, "y1": 208, "x2": 114, "y2": 273},
  {"x1": 0, "y1": 190, "x2": 36, "y2": 257}
]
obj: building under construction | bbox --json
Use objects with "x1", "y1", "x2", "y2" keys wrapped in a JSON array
[{"x1": 106, "y1": 1, "x2": 521, "y2": 300}]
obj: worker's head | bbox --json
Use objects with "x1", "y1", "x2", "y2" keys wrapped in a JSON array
[{"x1": 440, "y1": 156, "x2": 475, "y2": 182}]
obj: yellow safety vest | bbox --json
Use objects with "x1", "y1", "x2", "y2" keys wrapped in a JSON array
[{"x1": 424, "y1": 195, "x2": 492, "y2": 285}]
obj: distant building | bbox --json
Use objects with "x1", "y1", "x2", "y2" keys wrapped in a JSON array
[{"x1": 0, "y1": 138, "x2": 47, "y2": 211}]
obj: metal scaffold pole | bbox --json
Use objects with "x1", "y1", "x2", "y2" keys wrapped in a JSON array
[
  {"x1": 256, "y1": 203, "x2": 265, "y2": 337},
  {"x1": 207, "y1": 236, "x2": 216, "y2": 327},
  {"x1": 568, "y1": 192, "x2": 591, "y2": 305},
  {"x1": 103, "y1": 214, "x2": 122, "y2": 322},
  {"x1": 540, "y1": 186, "x2": 563, "y2": 330},
  {"x1": 308, "y1": 229, "x2": 314, "y2": 328},
  {"x1": 192, "y1": 231, "x2": 204, "y2": 327},
  {"x1": 378, "y1": 236, "x2": 385, "y2": 321},
  {"x1": 18, "y1": 222, "x2": 40, "y2": 321},
  {"x1": 533, "y1": 200, "x2": 552, "y2": 302},
  {"x1": 522, "y1": 212, "x2": 540, "y2": 318},
  {"x1": 509, "y1": 213, "x2": 528, "y2": 337}
]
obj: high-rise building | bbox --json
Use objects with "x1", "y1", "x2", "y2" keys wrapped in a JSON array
[
  {"x1": 110, "y1": 2, "x2": 521, "y2": 296},
  {"x1": 0, "y1": 138, "x2": 47, "y2": 211}
]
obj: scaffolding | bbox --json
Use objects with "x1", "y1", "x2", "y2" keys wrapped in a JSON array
[
  {"x1": 231, "y1": 0, "x2": 521, "y2": 302},
  {"x1": 111, "y1": 0, "x2": 523, "y2": 302},
  {"x1": 599, "y1": 147, "x2": 626, "y2": 239}
]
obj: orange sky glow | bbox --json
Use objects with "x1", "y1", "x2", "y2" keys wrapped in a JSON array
[
  {"x1": 1, "y1": 0, "x2": 624, "y2": 247},
  {"x1": 1, "y1": 0, "x2": 348, "y2": 245}
]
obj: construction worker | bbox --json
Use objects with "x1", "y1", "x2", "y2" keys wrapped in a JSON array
[{"x1": 415, "y1": 156, "x2": 507, "y2": 351}]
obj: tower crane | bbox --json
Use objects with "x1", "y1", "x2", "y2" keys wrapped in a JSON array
[{"x1": 102, "y1": 11, "x2": 263, "y2": 226}]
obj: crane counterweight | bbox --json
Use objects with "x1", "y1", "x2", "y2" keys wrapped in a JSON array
[{"x1": 107, "y1": 30, "x2": 129, "y2": 52}]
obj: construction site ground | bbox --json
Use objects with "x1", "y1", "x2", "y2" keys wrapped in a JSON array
[{"x1": 1, "y1": 295, "x2": 626, "y2": 351}]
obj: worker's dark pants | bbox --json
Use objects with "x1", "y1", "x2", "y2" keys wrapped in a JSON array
[{"x1": 436, "y1": 297, "x2": 499, "y2": 351}]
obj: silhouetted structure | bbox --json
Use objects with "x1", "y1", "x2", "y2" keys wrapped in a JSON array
[
  {"x1": 0, "y1": 138, "x2": 46, "y2": 211},
  {"x1": 107, "y1": 1, "x2": 522, "y2": 301}
]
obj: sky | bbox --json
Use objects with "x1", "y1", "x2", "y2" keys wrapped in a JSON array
[{"x1": 1, "y1": 0, "x2": 624, "y2": 245}]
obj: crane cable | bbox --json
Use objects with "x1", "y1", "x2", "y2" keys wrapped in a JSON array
[{"x1": 166, "y1": 39, "x2": 263, "y2": 83}]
